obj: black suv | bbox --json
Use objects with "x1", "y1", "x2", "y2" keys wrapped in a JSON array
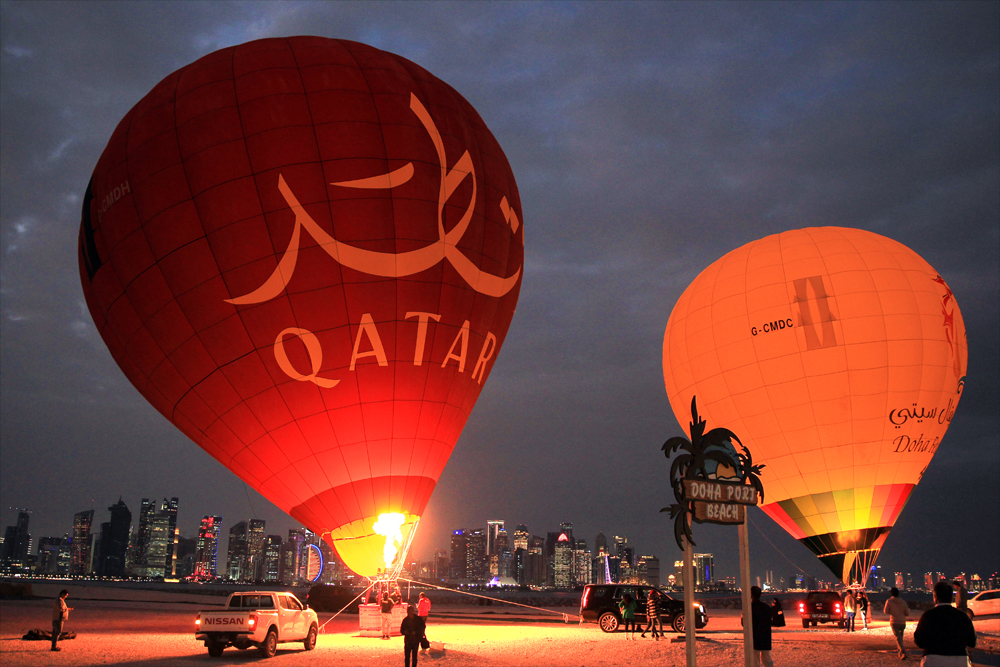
[
  {"x1": 579, "y1": 584, "x2": 708, "y2": 633},
  {"x1": 797, "y1": 590, "x2": 845, "y2": 628}
]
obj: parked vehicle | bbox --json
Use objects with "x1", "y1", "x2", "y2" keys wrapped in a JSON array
[
  {"x1": 797, "y1": 590, "x2": 844, "y2": 628},
  {"x1": 195, "y1": 591, "x2": 319, "y2": 658},
  {"x1": 968, "y1": 589, "x2": 1000, "y2": 618},
  {"x1": 579, "y1": 584, "x2": 708, "y2": 633}
]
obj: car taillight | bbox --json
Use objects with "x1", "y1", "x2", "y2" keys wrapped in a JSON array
[
  {"x1": 248, "y1": 614, "x2": 258, "y2": 629},
  {"x1": 798, "y1": 603, "x2": 805, "y2": 612},
  {"x1": 834, "y1": 603, "x2": 841, "y2": 612},
  {"x1": 581, "y1": 588, "x2": 590, "y2": 609}
]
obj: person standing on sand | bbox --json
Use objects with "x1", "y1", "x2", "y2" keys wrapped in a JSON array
[
  {"x1": 380, "y1": 592, "x2": 395, "y2": 640},
  {"x1": 952, "y1": 581, "x2": 969, "y2": 614},
  {"x1": 619, "y1": 593, "x2": 637, "y2": 639},
  {"x1": 51, "y1": 589, "x2": 72, "y2": 652},
  {"x1": 914, "y1": 580, "x2": 976, "y2": 667},
  {"x1": 751, "y1": 586, "x2": 775, "y2": 667},
  {"x1": 843, "y1": 589, "x2": 857, "y2": 632},
  {"x1": 417, "y1": 592, "x2": 431, "y2": 651},
  {"x1": 858, "y1": 589, "x2": 870, "y2": 630},
  {"x1": 640, "y1": 588, "x2": 661, "y2": 639},
  {"x1": 884, "y1": 587, "x2": 910, "y2": 660},
  {"x1": 400, "y1": 606, "x2": 425, "y2": 667}
]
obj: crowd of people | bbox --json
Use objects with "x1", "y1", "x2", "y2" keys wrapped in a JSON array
[
  {"x1": 746, "y1": 579, "x2": 978, "y2": 665},
  {"x1": 41, "y1": 577, "x2": 981, "y2": 665}
]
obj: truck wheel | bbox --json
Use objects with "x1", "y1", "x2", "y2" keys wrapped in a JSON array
[
  {"x1": 598, "y1": 612, "x2": 619, "y2": 633},
  {"x1": 672, "y1": 613, "x2": 686, "y2": 633},
  {"x1": 207, "y1": 641, "x2": 224, "y2": 657},
  {"x1": 259, "y1": 629, "x2": 277, "y2": 658},
  {"x1": 304, "y1": 624, "x2": 317, "y2": 650},
  {"x1": 802, "y1": 619, "x2": 809, "y2": 629}
]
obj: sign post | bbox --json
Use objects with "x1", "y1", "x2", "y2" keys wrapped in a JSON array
[
  {"x1": 684, "y1": 530, "x2": 696, "y2": 667},
  {"x1": 662, "y1": 397, "x2": 766, "y2": 667},
  {"x1": 739, "y1": 517, "x2": 753, "y2": 666}
]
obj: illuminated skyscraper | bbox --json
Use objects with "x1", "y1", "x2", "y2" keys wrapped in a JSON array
[
  {"x1": 194, "y1": 516, "x2": 222, "y2": 579},
  {"x1": 262, "y1": 535, "x2": 282, "y2": 582},
  {"x1": 468, "y1": 529, "x2": 487, "y2": 581},
  {"x1": 594, "y1": 532, "x2": 608, "y2": 556},
  {"x1": 228, "y1": 521, "x2": 248, "y2": 581},
  {"x1": 636, "y1": 555, "x2": 660, "y2": 588},
  {"x1": 450, "y1": 530, "x2": 468, "y2": 580},
  {"x1": 693, "y1": 553, "x2": 714, "y2": 588},
  {"x1": 553, "y1": 534, "x2": 573, "y2": 588},
  {"x1": 70, "y1": 510, "x2": 94, "y2": 576},
  {"x1": 247, "y1": 519, "x2": 266, "y2": 582},
  {"x1": 573, "y1": 539, "x2": 591, "y2": 586},
  {"x1": 1, "y1": 510, "x2": 31, "y2": 570},
  {"x1": 513, "y1": 525, "x2": 529, "y2": 552},
  {"x1": 486, "y1": 520, "x2": 504, "y2": 556}
]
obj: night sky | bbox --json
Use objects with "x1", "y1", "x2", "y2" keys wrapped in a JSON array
[{"x1": 1, "y1": 1, "x2": 997, "y2": 585}]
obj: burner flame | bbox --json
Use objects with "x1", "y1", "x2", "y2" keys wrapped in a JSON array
[{"x1": 372, "y1": 513, "x2": 406, "y2": 570}]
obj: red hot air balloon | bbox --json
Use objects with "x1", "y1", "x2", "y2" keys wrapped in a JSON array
[{"x1": 78, "y1": 37, "x2": 523, "y2": 577}]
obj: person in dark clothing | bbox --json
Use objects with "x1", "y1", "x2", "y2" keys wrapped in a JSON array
[
  {"x1": 51, "y1": 590, "x2": 72, "y2": 652},
  {"x1": 640, "y1": 588, "x2": 661, "y2": 639},
  {"x1": 400, "y1": 606, "x2": 425, "y2": 667},
  {"x1": 953, "y1": 581, "x2": 969, "y2": 612},
  {"x1": 380, "y1": 593, "x2": 395, "y2": 639},
  {"x1": 771, "y1": 597, "x2": 785, "y2": 627},
  {"x1": 750, "y1": 586, "x2": 774, "y2": 667},
  {"x1": 914, "y1": 581, "x2": 976, "y2": 666}
]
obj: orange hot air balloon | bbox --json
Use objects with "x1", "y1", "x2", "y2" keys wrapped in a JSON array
[
  {"x1": 78, "y1": 37, "x2": 523, "y2": 577},
  {"x1": 662, "y1": 227, "x2": 966, "y2": 585}
]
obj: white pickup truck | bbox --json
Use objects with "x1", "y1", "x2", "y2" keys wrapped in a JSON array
[{"x1": 195, "y1": 591, "x2": 319, "y2": 658}]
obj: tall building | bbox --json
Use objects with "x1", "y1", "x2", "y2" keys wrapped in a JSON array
[
  {"x1": 559, "y1": 522, "x2": 574, "y2": 544},
  {"x1": 467, "y1": 529, "x2": 487, "y2": 582},
  {"x1": 495, "y1": 528, "x2": 509, "y2": 557},
  {"x1": 36, "y1": 536, "x2": 65, "y2": 575},
  {"x1": 98, "y1": 498, "x2": 132, "y2": 578},
  {"x1": 247, "y1": 519, "x2": 266, "y2": 582},
  {"x1": 573, "y1": 539, "x2": 591, "y2": 586},
  {"x1": 450, "y1": 530, "x2": 468, "y2": 580},
  {"x1": 1, "y1": 510, "x2": 31, "y2": 570},
  {"x1": 159, "y1": 498, "x2": 179, "y2": 577},
  {"x1": 636, "y1": 555, "x2": 660, "y2": 588},
  {"x1": 513, "y1": 525, "x2": 529, "y2": 552},
  {"x1": 70, "y1": 510, "x2": 94, "y2": 576},
  {"x1": 132, "y1": 499, "x2": 157, "y2": 577},
  {"x1": 693, "y1": 553, "x2": 714, "y2": 588},
  {"x1": 262, "y1": 535, "x2": 282, "y2": 582},
  {"x1": 553, "y1": 533, "x2": 573, "y2": 588},
  {"x1": 194, "y1": 516, "x2": 222, "y2": 579},
  {"x1": 280, "y1": 529, "x2": 306, "y2": 585},
  {"x1": 132, "y1": 498, "x2": 179, "y2": 579},
  {"x1": 486, "y1": 520, "x2": 504, "y2": 556},
  {"x1": 594, "y1": 532, "x2": 608, "y2": 556},
  {"x1": 228, "y1": 521, "x2": 249, "y2": 581}
]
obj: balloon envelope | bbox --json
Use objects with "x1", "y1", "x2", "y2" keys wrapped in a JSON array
[
  {"x1": 662, "y1": 227, "x2": 965, "y2": 584},
  {"x1": 79, "y1": 37, "x2": 523, "y2": 577}
]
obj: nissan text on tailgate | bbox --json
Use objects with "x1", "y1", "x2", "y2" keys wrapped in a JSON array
[{"x1": 195, "y1": 591, "x2": 319, "y2": 658}]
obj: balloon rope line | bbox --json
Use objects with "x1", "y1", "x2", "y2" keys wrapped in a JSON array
[
  {"x1": 242, "y1": 482, "x2": 258, "y2": 519},
  {"x1": 317, "y1": 580, "x2": 377, "y2": 633},
  {"x1": 397, "y1": 578, "x2": 578, "y2": 622},
  {"x1": 747, "y1": 511, "x2": 812, "y2": 578}
]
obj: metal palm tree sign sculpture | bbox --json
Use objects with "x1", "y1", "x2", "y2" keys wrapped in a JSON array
[{"x1": 662, "y1": 397, "x2": 765, "y2": 550}]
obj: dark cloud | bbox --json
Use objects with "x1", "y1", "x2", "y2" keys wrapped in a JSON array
[{"x1": 1, "y1": 1, "x2": 997, "y2": 583}]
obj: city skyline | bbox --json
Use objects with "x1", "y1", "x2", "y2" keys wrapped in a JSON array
[
  {"x1": 1, "y1": 3, "x2": 997, "y2": 588},
  {"x1": 3, "y1": 502, "x2": 995, "y2": 591}
]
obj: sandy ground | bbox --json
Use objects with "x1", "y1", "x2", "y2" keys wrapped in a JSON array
[{"x1": 1, "y1": 597, "x2": 997, "y2": 667}]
